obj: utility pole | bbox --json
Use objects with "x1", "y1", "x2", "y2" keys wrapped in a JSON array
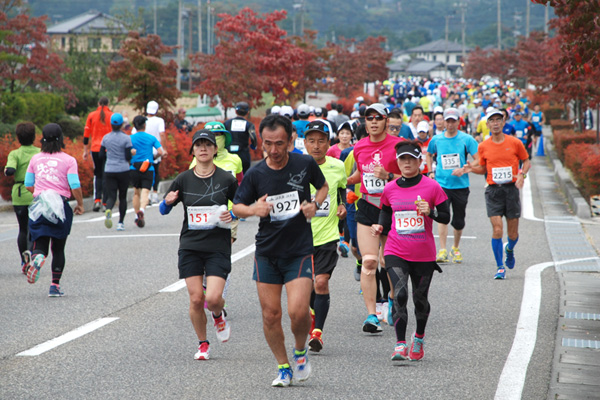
[
  {"x1": 454, "y1": 2, "x2": 467, "y2": 63},
  {"x1": 198, "y1": 0, "x2": 202, "y2": 53},
  {"x1": 444, "y1": 15, "x2": 452, "y2": 79},
  {"x1": 526, "y1": 0, "x2": 530, "y2": 38},
  {"x1": 153, "y1": 0, "x2": 157, "y2": 35},
  {"x1": 497, "y1": 0, "x2": 502, "y2": 49},
  {"x1": 544, "y1": 3, "x2": 549, "y2": 35},
  {"x1": 206, "y1": 0, "x2": 211, "y2": 55},
  {"x1": 177, "y1": 0, "x2": 183, "y2": 91}
]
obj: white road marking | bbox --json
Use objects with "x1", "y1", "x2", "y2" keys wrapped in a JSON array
[
  {"x1": 17, "y1": 318, "x2": 119, "y2": 357},
  {"x1": 433, "y1": 235, "x2": 476, "y2": 239},
  {"x1": 522, "y1": 175, "x2": 544, "y2": 222},
  {"x1": 495, "y1": 256, "x2": 600, "y2": 400},
  {"x1": 87, "y1": 234, "x2": 179, "y2": 239},
  {"x1": 159, "y1": 244, "x2": 256, "y2": 293}
]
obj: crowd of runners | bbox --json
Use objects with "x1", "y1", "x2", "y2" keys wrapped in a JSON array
[{"x1": 4, "y1": 76, "x2": 539, "y2": 387}]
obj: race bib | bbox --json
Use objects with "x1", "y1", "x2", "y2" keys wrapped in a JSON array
[
  {"x1": 313, "y1": 194, "x2": 331, "y2": 217},
  {"x1": 230, "y1": 119, "x2": 246, "y2": 132},
  {"x1": 516, "y1": 130, "x2": 524, "y2": 139},
  {"x1": 532, "y1": 116, "x2": 540, "y2": 123},
  {"x1": 394, "y1": 210, "x2": 425, "y2": 235},
  {"x1": 188, "y1": 205, "x2": 229, "y2": 230},
  {"x1": 492, "y1": 166, "x2": 513, "y2": 184},
  {"x1": 441, "y1": 153, "x2": 460, "y2": 170},
  {"x1": 229, "y1": 144, "x2": 240, "y2": 152},
  {"x1": 362, "y1": 173, "x2": 385, "y2": 194},
  {"x1": 267, "y1": 191, "x2": 300, "y2": 221},
  {"x1": 295, "y1": 138, "x2": 307, "y2": 154}
]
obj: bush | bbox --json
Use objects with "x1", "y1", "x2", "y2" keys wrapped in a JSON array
[
  {"x1": 543, "y1": 106, "x2": 564, "y2": 123},
  {"x1": 553, "y1": 128, "x2": 596, "y2": 160},
  {"x1": 0, "y1": 122, "x2": 18, "y2": 136},
  {"x1": 0, "y1": 93, "x2": 27, "y2": 123},
  {"x1": 550, "y1": 119, "x2": 573, "y2": 131},
  {"x1": 159, "y1": 126, "x2": 194, "y2": 180},
  {"x1": 563, "y1": 143, "x2": 600, "y2": 198},
  {"x1": 19, "y1": 93, "x2": 65, "y2": 127},
  {"x1": 0, "y1": 133, "x2": 94, "y2": 201},
  {"x1": 56, "y1": 116, "x2": 84, "y2": 140}
]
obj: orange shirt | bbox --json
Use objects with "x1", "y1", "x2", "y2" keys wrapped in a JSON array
[
  {"x1": 478, "y1": 134, "x2": 528, "y2": 185},
  {"x1": 84, "y1": 106, "x2": 113, "y2": 152}
]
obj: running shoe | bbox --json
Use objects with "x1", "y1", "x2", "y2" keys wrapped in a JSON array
[
  {"x1": 354, "y1": 263, "x2": 361, "y2": 282},
  {"x1": 387, "y1": 295, "x2": 394, "y2": 326},
  {"x1": 450, "y1": 246, "x2": 463, "y2": 263},
  {"x1": 212, "y1": 312, "x2": 230, "y2": 343},
  {"x1": 308, "y1": 329, "x2": 323, "y2": 352},
  {"x1": 48, "y1": 283, "x2": 64, "y2": 297},
  {"x1": 22, "y1": 250, "x2": 32, "y2": 275},
  {"x1": 409, "y1": 334, "x2": 425, "y2": 361},
  {"x1": 104, "y1": 209, "x2": 113, "y2": 229},
  {"x1": 494, "y1": 267, "x2": 506, "y2": 280},
  {"x1": 310, "y1": 308, "x2": 315, "y2": 333},
  {"x1": 436, "y1": 248, "x2": 449, "y2": 263},
  {"x1": 93, "y1": 200, "x2": 101, "y2": 212},
  {"x1": 272, "y1": 367, "x2": 293, "y2": 387},
  {"x1": 362, "y1": 314, "x2": 382, "y2": 333},
  {"x1": 504, "y1": 243, "x2": 515, "y2": 269},
  {"x1": 136, "y1": 211, "x2": 145, "y2": 228},
  {"x1": 194, "y1": 341, "x2": 210, "y2": 360},
  {"x1": 116, "y1": 223, "x2": 125, "y2": 231},
  {"x1": 391, "y1": 342, "x2": 409, "y2": 361},
  {"x1": 26, "y1": 253, "x2": 45, "y2": 284},
  {"x1": 338, "y1": 240, "x2": 349, "y2": 258},
  {"x1": 292, "y1": 348, "x2": 312, "y2": 382}
]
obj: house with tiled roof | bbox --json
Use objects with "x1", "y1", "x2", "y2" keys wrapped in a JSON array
[{"x1": 47, "y1": 11, "x2": 128, "y2": 53}]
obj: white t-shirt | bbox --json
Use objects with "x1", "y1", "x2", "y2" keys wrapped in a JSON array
[{"x1": 145, "y1": 115, "x2": 165, "y2": 162}]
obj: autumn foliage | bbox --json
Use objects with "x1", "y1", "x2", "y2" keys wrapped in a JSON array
[
  {"x1": 107, "y1": 31, "x2": 181, "y2": 113},
  {"x1": 563, "y1": 142, "x2": 600, "y2": 199}
]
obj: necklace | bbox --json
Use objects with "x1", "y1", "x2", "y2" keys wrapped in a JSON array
[{"x1": 194, "y1": 165, "x2": 215, "y2": 178}]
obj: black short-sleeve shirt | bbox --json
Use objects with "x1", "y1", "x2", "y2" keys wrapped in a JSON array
[
  {"x1": 233, "y1": 152, "x2": 326, "y2": 257},
  {"x1": 167, "y1": 167, "x2": 238, "y2": 253}
]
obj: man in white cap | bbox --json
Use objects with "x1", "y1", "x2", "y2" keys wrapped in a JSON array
[
  {"x1": 144, "y1": 100, "x2": 167, "y2": 203},
  {"x1": 426, "y1": 107, "x2": 479, "y2": 264}
]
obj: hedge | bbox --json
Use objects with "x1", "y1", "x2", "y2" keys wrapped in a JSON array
[
  {"x1": 552, "y1": 127, "x2": 596, "y2": 160},
  {"x1": 563, "y1": 142, "x2": 600, "y2": 198},
  {"x1": 0, "y1": 92, "x2": 64, "y2": 127}
]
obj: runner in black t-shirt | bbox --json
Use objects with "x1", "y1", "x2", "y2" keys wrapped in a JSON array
[
  {"x1": 233, "y1": 114, "x2": 328, "y2": 387},
  {"x1": 224, "y1": 101, "x2": 257, "y2": 173},
  {"x1": 159, "y1": 129, "x2": 238, "y2": 361}
]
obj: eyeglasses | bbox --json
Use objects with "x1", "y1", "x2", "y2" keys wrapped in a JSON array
[
  {"x1": 488, "y1": 118, "x2": 503, "y2": 124},
  {"x1": 366, "y1": 115, "x2": 386, "y2": 121},
  {"x1": 388, "y1": 125, "x2": 402, "y2": 132}
]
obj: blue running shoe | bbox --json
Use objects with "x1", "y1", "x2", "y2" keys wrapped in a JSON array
[
  {"x1": 504, "y1": 243, "x2": 515, "y2": 269},
  {"x1": 387, "y1": 295, "x2": 394, "y2": 326},
  {"x1": 338, "y1": 240, "x2": 350, "y2": 258},
  {"x1": 272, "y1": 367, "x2": 293, "y2": 387},
  {"x1": 362, "y1": 314, "x2": 382, "y2": 333},
  {"x1": 494, "y1": 267, "x2": 506, "y2": 280},
  {"x1": 48, "y1": 283, "x2": 64, "y2": 297},
  {"x1": 292, "y1": 348, "x2": 311, "y2": 382}
]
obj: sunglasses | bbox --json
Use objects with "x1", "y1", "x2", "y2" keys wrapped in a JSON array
[{"x1": 366, "y1": 115, "x2": 386, "y2": 121}]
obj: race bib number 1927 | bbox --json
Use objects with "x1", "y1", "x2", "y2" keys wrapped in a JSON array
[{"x1": 267, "y1": 191, "x2": 300, "y2": 221}]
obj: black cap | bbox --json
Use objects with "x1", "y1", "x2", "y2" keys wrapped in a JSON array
[
  {"x1": 42, "y1": 123, "x2": 63, "y2": 141},
  {"x1": 395, "y1": 141, "x2": 422, "y2": 159},
  {"x1": 190, "y1": 129, "x2": 217, "y2": 154},
  {"x1": 304, "y1": 120, "x2": 331, "y2": 137},
  {"x1": 235, "y1": 102, "x2": 249, "y2": 113}
]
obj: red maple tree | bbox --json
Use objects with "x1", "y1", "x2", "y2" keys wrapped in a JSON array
[
  {"x1": 0, "y1": 11, "x2": 74, "y2": 103},
  {"x1": 107, "y1": 31, "x2": 180, "y2": 112},
  {"x1": 190, "y1": 8, "x2": 306, "y2": 110},
  {"x1": 463, "y1": 47, "x2": 518, "y2": 82}
]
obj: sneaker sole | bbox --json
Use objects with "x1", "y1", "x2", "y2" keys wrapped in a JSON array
[
  {"x1": 27, "y1": 256, "x2": 45, "y2": 284},
  {"x1": 48, "y1": 291, "x2": 65, "y2": 297},
  {"x1": 391, "y1": 353, "x2": 409, "y2": 361},
  {"x1": 22, "y1": 250, "x2": 32, "y2": 275},
  {"x1": 105, "y1": 210, "x2": 113, "y2": 229},
  {"x1": 272, "y1": 381, "x2": 291, "y2": 387},
  {"x1": 137, "y1": 212, "x2": 145, "y2": 228},
  {"x1": 362, "y1": 323, "x2": 383, "y2": 333},
  {"x1": 308, "y1": 338, "x2": 322, "y2": 352}
]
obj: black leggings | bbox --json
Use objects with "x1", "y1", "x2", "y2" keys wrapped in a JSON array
[
  {"x1": 32, "y1": 236, "x2": 67, "y2": 285},
  {"x1": 91, "y1": 151, "x2": 106, "y2": 202},
  {"x1": 104, "y1": 171, "x2": 129, "y2": 223},
  {"x1": 385, "y1": 255, "x2": 434, "y2": 342},
  {"x1": 14, "y1": 205, "x2": 29, "y2": 262},
  {"x1": 152, "y1": 161, "x2": 160, "y2": 191}
]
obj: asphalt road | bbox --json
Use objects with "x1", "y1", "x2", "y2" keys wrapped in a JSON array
[{"x1": 0, "y1": 169, "x2": 559, "y2": 400}]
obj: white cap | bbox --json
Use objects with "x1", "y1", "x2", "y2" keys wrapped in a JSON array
[
  {"x1": 279, "y1": 105, "x2": 294, "y2": 117},
  {"x1": 146, "y1": 100, "x2": 159, "y2": 115},
  {"x1": 417, "y1": 121, "x2": 430, "y2": 133},
  {"x1": 270, "y1": 105, "x2": 281, "y2": 115},
  {"x1": 356, "y1": 96, "x2": 364, "y2": 102},
  {"x1": 297, "y1": 104, "x2": 310, "y2": 117},
  {"x1": 433, "y1": 106, "x2": 444, "y2": 114}
]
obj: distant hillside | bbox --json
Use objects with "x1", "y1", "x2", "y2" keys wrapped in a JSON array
[{"x1": 29, "y1": 0, "x2": 553, "y2": 50}]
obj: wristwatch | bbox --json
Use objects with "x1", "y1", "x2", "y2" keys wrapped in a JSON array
[
  {"x1": 314, "y1": 200, "x2": 322, "y2": 209},
  {"x1": 388, "y1": 172, "x2": 395, "y2": 181},
  {"x1": 432, "y1": 208, "x2": 438, "y2": 218}
]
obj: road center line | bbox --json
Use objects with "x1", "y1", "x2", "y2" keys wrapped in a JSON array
[
  {"x1": 87, "y1": 233, "x2": 180, "y2": 239},
  {"x1": 159, "y1": 244, "x2": 256, "y2": 293},
  {"x1": 17, "y1": 318, "x2": 119, "y2": 357},
  {"x1": 495, "y1": 256, "x2": 600, "y2": 400}
]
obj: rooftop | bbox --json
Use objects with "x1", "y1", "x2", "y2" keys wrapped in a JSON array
[
  {"x1": 406, "y1": 39, "x2": 471, "y2": 53},
  {"x1": 47, "y1": 11, "x2": 127, "y2": 35}
]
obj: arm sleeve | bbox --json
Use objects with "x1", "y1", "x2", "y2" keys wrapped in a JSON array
[
  {"x1": 378, "y1": 204, "x2": 393, "y2": 235},
  {"x1": 6, "y1": 150, "x2": 17, "y2": 170},
  {"x1": 431, "y1": 199, "x2": 450, "y2": 224},
  {"x1": 24, "y1": 171, "x2": 35, "y2": 187},
  {"x1": 99, "y1": 145, "x2": 107, "y2": 162},
  {"x1": 338, "y1": 188, "x2": 346, "y2": 206},
  {"x1": 125, "y1": 147, "x2": 133, "y2": 162},
  {"x1": 67, "y1": 174, "x2": 81, "y2": 189},
  {"x1": 159, "y1": 200, "x2": 173, "y2": 215},
  {"x1": 4, "y1": 167, "x2": 16, "y2": 176}
]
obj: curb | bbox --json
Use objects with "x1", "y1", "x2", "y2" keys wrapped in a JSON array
[{"x1": 543, "y1": 128, "x2": 592, "y2": 219}]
